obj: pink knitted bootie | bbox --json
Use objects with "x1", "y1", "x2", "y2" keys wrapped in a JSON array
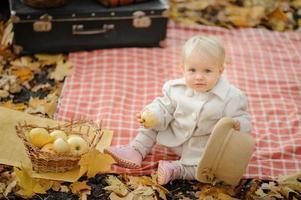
[
  {"x1": 157, "y1": 160, "x2": 182, "y2": 185},
  {"x1": 104, "y1": 145, "x2": 142, "y2": 169}
]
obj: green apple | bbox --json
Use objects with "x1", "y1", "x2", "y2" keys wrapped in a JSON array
[
  {"x1": 67, "y1": 137, "x2": 88, "y2": 156},
  {"x1": 53, "y1": 138, "x2": 70, "y2": 154}
]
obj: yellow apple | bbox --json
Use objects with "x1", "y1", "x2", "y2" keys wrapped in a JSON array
[
  {"x1": 41, "y1": 143, "x2": 56, "y2": 154},
  {"x1": 67, "y1": 137, "x2": 88, "y2": 156},
  {"x1": 29, "y1": 128, "x2": 53, "y2": 148},
  {"x1": 141, "y1": 110, "x2": 157, "y2": 128},
  {"x1": 67, "y1": 134, "x2": 82, "y2": 139},
  {"x1": 53, "y1": 138, "x2": 70, "y2": 154},
  {"x1": 50, "y1": 130, "x2": 68, "y2": 141}
]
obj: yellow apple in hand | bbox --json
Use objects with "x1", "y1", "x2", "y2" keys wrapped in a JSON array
[
  {"x1": 141, "y1": 110, "x2": 157, "y2": 128},
  {"x1": 29, "y1": 128, "x2": 53, "y2": 148},
  {"x1": 50, "y1": 130, "x2": 68, "y2": 141},
  {"x1": 67, "y1": 137, "x2": 88, "y2": 156},
  {"x1": 53, "y1": 138, "x2": 70, "y2": 154}
]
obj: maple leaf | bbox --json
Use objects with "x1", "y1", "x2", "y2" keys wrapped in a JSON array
[
  {"x1": 13, "y1": 166, "x2": 48, "y2": 198},
  {"x1": 10, "y1": 67, "x2": 34, "y2": 83},
  {"x1": 49, "y1": 60, "x2": 73, "y2": 81},
  {"x1": 26, "y1": 91, "x2": 59, "y2": 117},
  {"x1": 78, "y1": 149, "x2": 116, "y2": 178},
  {"x1": 197, "y1": 186, "x2": 237, "y2": 200},
  {"x1": 126, "y1": 174, "x2": 169, "y2": 200},
  {"x1": 105, "y1": 175, "x2": 129, "y2": 197},
  {"x1": 277, "y1": 173, "x2": 301, "y2": 192},
  {"x1": 109, "y1": 187, "x2": 155, "y2": 200},
  {"x1": 10, "y1": 56, "x2": 41, "y2": 72},
  {"x1": 35, "y1": 54, "x2": 66, "y2": 66},
  {"x1": 70, "y1": 181, "x2": 91, "y2": 195}
]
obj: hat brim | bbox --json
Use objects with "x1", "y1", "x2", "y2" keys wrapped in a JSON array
[{"x1": 196, "y1": 117, "x2": 255, "y2": 185}]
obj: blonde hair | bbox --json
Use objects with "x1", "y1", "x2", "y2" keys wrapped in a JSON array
[{"x1": 181, "y1": 35, "x2": 225, "y2": 68}]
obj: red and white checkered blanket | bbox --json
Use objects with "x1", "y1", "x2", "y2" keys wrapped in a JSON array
[{"x1": 56, "y1": 22, "x2": 301, "y2": 179}]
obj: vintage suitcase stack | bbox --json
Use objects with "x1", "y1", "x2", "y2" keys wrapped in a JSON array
[{"x1": 9, "y1": 0, "x2": 169, "y2": 54}]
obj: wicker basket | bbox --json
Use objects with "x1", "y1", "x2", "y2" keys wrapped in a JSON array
[
  {"x1": 21, "y1": 0, "x2": 73, "y2": 9},
  {"x1": 16, "y1": 120, "x2": 102, "y2": 173}
]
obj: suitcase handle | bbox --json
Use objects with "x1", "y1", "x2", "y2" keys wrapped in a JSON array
[{"x1": 72, "y1": 24, "x2": 115, "y2": 35}]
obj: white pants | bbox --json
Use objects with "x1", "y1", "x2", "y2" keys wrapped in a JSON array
[{"x1": 130, "y1": 128, "x2": 198, "y2": 180}]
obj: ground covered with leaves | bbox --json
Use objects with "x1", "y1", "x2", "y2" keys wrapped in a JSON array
[
  {"x1": 169, "y1": 0, "x2": 301, "y2": 31},
  {"x1": 1, "y1": 1, "x2": 301, "y2": 199}
]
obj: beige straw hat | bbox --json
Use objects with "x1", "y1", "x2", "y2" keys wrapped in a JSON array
[{"x1": 196, "y1": 117, "x2": 255, "y2": 186}]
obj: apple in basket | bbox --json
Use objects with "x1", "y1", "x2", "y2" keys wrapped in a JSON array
[
  {"x1": 28, "y1": 128, "x2": 53, "y2": 148},
  {"x1": 67, "y1": 136, "x2": 88, "y2": 156},
  {"x1": 49, "y1": 130, "x2": 68, "y2": 141},
  {"x1": 41, "y1": 143, "x2": 56, "y2": 154},
  {"x1": 53, "y1": 138, "x2": 70, "y2": 154}
]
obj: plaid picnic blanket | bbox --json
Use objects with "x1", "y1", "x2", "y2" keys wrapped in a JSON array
[{"x1": 56, "y1": 22, "x2": 301, "y2": 179}]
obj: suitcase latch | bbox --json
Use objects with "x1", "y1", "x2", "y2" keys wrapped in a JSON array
[
  {"x1": 33, "y1": 14, "x2": 52, "y2": 32},
  {"x1": 132, "y1": 11, "x2": 152, "y2": 28}
]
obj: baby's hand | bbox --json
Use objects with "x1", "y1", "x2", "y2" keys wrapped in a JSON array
[
  {"x1": 233, "y1": 120, "x2": 240, "y2": 131},
  {"x1": 140, "y1": 110, "x2": 157, "y2": 128},
  {"x1": 136, "y1": 113, "x2": 143, "y2": 124}
]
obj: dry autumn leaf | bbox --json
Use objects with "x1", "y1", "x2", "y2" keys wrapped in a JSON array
[
  {"x1": 0, "y1": 21, "x2": 13, "y2": 47},
  {"x1": 70, "y1": 181, "x2": 91, "y2": 195},
  {"x1": 130, "y1": 185, "x2": 155, "y2": 200},
  {"x1": 10, "y1": 67, "x2": 34, "y2": 83},
  {"x1": 26, "y1": 90, "x2": 59, "y2": 117},
  {"x1": 126, "y1": 174, "x2": 169, "y2": 200},
  {"x1": 225, "y1": 5, "x2": 265, "y2": 27},
  {"x1": 79, "y1": 149, "x2": 116, "y2": 178},
  {"x1": 277, "y1": 173, "x2": 301, "y2": 193},
  {"x1": 109, "y1": 186, "x2": 156, "y2": 200},
  {"x1": 105, "y1": 175, "x2": 129, "y2": 197},
  {"x1": 197, "y1": 187, "x2": 238, "y2": 200},
  {"x1": 35, "y1": 54, "x2": 66, "y2": 66},
  {"x1": 13, "y1": 166, "x2": 48, "y2": 198},
  {"x1": 49, "y1": 60, "x2": 73, "y2": 81},
  {"x1": 10, "y1": 56, "x2": 41, "y2": 72}
]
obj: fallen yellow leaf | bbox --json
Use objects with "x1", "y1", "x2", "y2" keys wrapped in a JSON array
[
  {"x1": 14, "y1": 166, "x2": 48, "y2": 198},
  {"x1": 70, "y1": 181, "x2": 91, "y2": 195},
  {"x1": 79, "y1": 149, "x2": 116, "y2": 178},
  {"x1": 35, "y1": 54, "x2": 66, "y2": 66},
  {"x1": 49, "y1": 60, "x2": 73, "y2": 81},
  {"x1": 105, "y1": 175, "x2": 129, "y2": 197},
  {"x1": 11, "y1": 67, "x2": 33, "y2": 82},
  {"x1": 10, "y1": 56, "x2": 41, "y2": 72}
]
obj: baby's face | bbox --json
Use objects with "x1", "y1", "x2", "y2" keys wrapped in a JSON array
[{"x1": 183, "y1": 53, "x2": 223, "y2": 93}]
